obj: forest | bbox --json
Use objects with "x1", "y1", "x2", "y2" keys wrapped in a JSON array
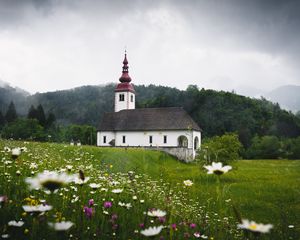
[{"x1": 1, "y1": 83, "x2": 300, "y2": 159}]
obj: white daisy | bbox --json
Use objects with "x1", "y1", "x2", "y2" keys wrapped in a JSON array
[
  {"x1": 111, "y1": 188, "x2": 123, "y2": 194},
  {"x1": 22, "y1": 205, "x2": 53, "y2": 212},
  {"x1": 89, "y1": 183, "x2": 101, "y2": 189},
  {"x1": 141, "y1": 226, "x2": 164, "y2": 236},
  {"x1": 48, "y1": 221, "x2": 73, "y2": 231},
  {"x1": 8, "y1": 220, "x2": 24, "y2": 227},
  {"x1": 26, "y1": 171, "x2": 74, "y2": 192},
  {"x1": 147, "y1": 209, "x2": 166, "y2": 217},
  {"x1": 11, "y1": 148, "x2": 21, "y2": 159},
  {"x1": 204, "y1": 162, "x2": 232, "y2": 175},
  {"x1": 183, "y1": 180, "x2": 193, "y2": 186},
  {"x1": 238, "y1": 219, "x2": 273, "y2": 233}
]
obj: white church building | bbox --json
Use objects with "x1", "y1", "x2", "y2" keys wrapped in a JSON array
[{"x1": 97, "y1": 53, "x2": 201, "y2": 161}]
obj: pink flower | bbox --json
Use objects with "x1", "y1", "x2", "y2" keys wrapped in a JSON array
[
  {"x1": 190, "y1": 223, "x2": 196, "y2": 229},
  {"x1": 158, "y1": 217, "x2": 166, "y2": 223},
  {"x1": 103, "y1": 201, "x2": 112, "y2": 208},
  {"x1": 139, "y1": 223, "x2": 145, "y2": 229},
  {"x1": 171, "y1": 223, "x2": 177, "y2": 230},
  {"x1": 88, "y1": 199, "x2": 94, "y2": 207},
  {"x1": 111, "y1": 214, "x2": 118, "y2": 221},
  {"x1": 83, "y1": 206, "x2": 93, "y2": 219}
]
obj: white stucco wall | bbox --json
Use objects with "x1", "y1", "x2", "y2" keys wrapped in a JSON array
[
  {"x1": 97, "y1": 129, "x2": 201, "y2": 160},
  {"x1": 114, "y1": 91, "x2": 135, "y2": 112},
  {"x1": 97, "y1": 131, "x2": 115, "y2": 146}
]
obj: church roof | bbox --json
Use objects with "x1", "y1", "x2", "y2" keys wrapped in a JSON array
[{"x1": 98, "y1": 107, "x2": 201, "y2": 131}]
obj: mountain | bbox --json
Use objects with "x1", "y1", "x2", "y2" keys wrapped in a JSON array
[
  {"x1": 266, "y1": 85, "x2": 300, "y2": 113},
  {"x1": 1, "y1": 83, "x2": 300, "y2": 147},
  {"x1": 0, "y1": 81, "x2": 29, "y2": 113}
]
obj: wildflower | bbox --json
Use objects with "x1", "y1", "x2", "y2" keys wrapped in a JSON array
[
  {"x1": 237, "y1": 219, "x2": 273, "y2": 233},
  {"x1": 111, "y1": 188, "x2": 123, "y2": 194},
  {"x1": 158, "y1": 217, "x2": 166, "y2": 223},
  {"x1": 1, "y1": 234, "x2": 9, "y2": 238},
  {"x1": 22, "y1": 204, "x2": 53, "y2": 212},
  {"x1": 194, "y1": 232, "x2": 208, "y2": 239},
  {"x1": 25, "y1": 171, "x2": 74, "y2": 192},
  {"x1": 204, "y1": 162, "x2": 232, "y2": 175},
  {"x1": 147, "y1": 209, "x2": 166, "y2": 217},
  {"x1": 140, "y1": 226, "x2": 164, "y2": 237},
  {"x1": 89, "y1": 183, "x2": 101, "y2": 189},
  {"x1": 0, "y1": 195, "x2": 8, "y2": 206},
  {"x1": 171, "y1": 223, "x2": 177, "y2": 230},
  {"x1": 83, "y1": 206, "x2": 94, "y2": 219},
  {"x1": 16, "y1": 170, "x2": 21, "y2": 176},
  {"x1": 111, "y1": 214, "x2": 118, "y2": 221},
  {"x1": 74, "y1": 170, "x2": 90, "y2": 185},
  {"x1": 183, "y1": 180, "x2": 193, "y2": 186},
  {"x1": 104, "y1": 201, "x2": 112, "y2": 208},
  {"x1": 288, "y1": 225, "x2": 294, "y2": 228},
  {"x1": 48, "y1": 221, "x2": 73, "y2": 231},
  {"x1": 8, "y1": 220, "x2": 24, "y2": 227},
  {"x1": 11, "y1": 148, "x2": 21, "y2": 159},
  {"x1": 190, "y1": 223, "x2": 196, "y2": 228},
  {"x1": 88, "y1": 199, "x2": 94, "y2": 207}
]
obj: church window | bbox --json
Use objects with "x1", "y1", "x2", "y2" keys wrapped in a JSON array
[
  {"x1": 149, "y1": 136, "x2": 153, "y2": 144},
  {"x1": 131, "y1": 95, "x2": 134, "y2": 102},
  {"x1": 163, "y1": 135, "x2": 167, "y2": 144},
  {"x1": 122, "y1": 135, "x2": 126, "y2": 143},
  {"x1": 103, "y1": 136, "x2": 106, "y2": 144},
  {"x1": 119, "y1": 94, "x2": 125, "y2": 101}
]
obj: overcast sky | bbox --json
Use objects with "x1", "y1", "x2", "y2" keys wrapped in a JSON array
[{"x1": 0, "y1": 0, "x2": 299, "y2": 94}]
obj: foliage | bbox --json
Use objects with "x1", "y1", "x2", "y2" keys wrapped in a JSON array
[
  {"x1": 197, "y1": 133, "x2": 243, "y2": 165},
  {"x1": 62, "y1": 124, "x2": 96, "y2": 145},
  {"x1": 245, "y1": 135, "x2": 300, "y2": 159},
  {"x1": 0, "y1": 111, "x2": 5, "y2": 129},
  {"x1": 0, "y1": 140, "x2": 299, "y2": 239},
  {"x1": 1, "y1": 119, "x2": 45, "y2": 141},
  {"x1": 5, "y1": 101, "x2": 18, "y2": 123}
]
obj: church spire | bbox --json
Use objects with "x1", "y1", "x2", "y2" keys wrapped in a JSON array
[{"x1": 119, "y1": 51, "x2": 132, "y2": 83}]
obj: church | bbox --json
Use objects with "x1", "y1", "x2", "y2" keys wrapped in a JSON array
[{"x1": 97, "y1": 53, "x2": 201, "y2": 161}]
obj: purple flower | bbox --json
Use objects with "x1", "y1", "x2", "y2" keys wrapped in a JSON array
[
  {"x1": 88, "y1": 199, "x2": 94, "y2": 207},
  {"x1": 103, "y1": 201, "x2": 112, "y2": 208},
  {"x1": 139, "y1": 223, "x2": 145, "y2": 229},
  {"x1": 158, "y1": 217, "x2": 166, "y2": 223},
  {"x1": 171, "y1": 223, "x2": 177, "y2": 230},
  {"x1": 111, "y1": 214, "x2": 118, "y2": 221},
  {"x1": 190, "y1": 223, "x2": 196, "y2": 229},
  {"x1": 84, "y1": 206, "x2": 93, "y2": 219}
]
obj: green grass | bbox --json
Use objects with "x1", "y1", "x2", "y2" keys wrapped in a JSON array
[{"x1": 0, "y1": 140, "x2": 299, "y2": 239}]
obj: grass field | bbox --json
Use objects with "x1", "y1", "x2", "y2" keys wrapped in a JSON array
[{"x1": 0, "y1": 140, "x2": 299, "y2": 239}]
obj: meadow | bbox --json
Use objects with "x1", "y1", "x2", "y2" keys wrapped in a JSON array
[{"x1": 0, "y1": 140, "x2": 299, "y2": 239}]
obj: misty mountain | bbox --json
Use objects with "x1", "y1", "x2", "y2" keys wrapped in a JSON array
[
  {"x1": 0, "y1": 82, "x2": 29, "y2": 113},
  {"x1": 1, "y1": 83, "x2": 300, "y2": 144},
  {"x1": 266, "y1": 85, "x2": 300, "y2": 113}
]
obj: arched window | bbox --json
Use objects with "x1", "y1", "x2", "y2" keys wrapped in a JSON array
[
  {"x1": 194, "y1": 136, "x2": 199, "y2": 150},
  {"x1": 178, "y1": 135, "x2": 188, "y2": 148}
]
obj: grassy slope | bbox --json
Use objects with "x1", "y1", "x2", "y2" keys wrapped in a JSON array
[{"x1": 1, "y1": 140, "x2": 299, "y2": 238}]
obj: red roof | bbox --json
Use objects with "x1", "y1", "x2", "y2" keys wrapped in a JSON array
[{"x1": 115, "y1": 52, "x2": 135, "y2": 92}]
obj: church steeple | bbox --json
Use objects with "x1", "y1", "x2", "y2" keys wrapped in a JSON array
[
  {"x1": 114, "y1": 51, "x2": 135, "y2": 112},
  {"x1": 119, "y1": 51, "x2": 132, "y2": 83}
]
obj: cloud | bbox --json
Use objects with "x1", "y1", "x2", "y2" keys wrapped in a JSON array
[{"x1": 0, "y1": 0, "x2": 299, "y2": 94}]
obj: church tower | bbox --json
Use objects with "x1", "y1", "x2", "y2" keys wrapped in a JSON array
[{"x1": 114, "y1": 52, "x2": 135, "y2": 112}]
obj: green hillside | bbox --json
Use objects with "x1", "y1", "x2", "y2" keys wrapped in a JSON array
[{"x1": 0, "y1": 140, "x2": 299, "y2": 239}]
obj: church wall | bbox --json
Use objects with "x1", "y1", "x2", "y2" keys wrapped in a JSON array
[
  {"x1": 97, "y1": 131, "x2": 115, "y2": 146},
  {"x1": 113, "y1": 130, "x2": 200, "y2": 148}
]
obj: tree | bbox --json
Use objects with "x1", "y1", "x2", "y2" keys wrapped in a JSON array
[
  {"x1": 197, "y1": 133, "x2": 242, "y2": 165},
  {"x1": 36, "y1": 104, "x2": 46, "y2": 127},
  {"x1": 5, "y1": 101, "x2": 17, "y2": 123},
  {"x1": 2, "y1": 119, "x2": 45, "y2": 141},
  {"x1": 46, "y1": 112, "x2": 56, "y2": 128},
  {"x1": 0, "y1": 111, "x2": 5, "y2": 128},
  {"x1": 27, "y1": 105, "x2": 38, "y2": 119}
]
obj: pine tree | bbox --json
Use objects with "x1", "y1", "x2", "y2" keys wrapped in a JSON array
[
  {"x1": 27, "y1": 105, "x2": 38, "y2": 119},
  {"x1": 5, "y1": 101, "x2": 18, "y2": 123},
  {"x1": 0, "y1": 111, "x2": 5, "y2": 128},
  {"x1": 46, "y1": 112, "x2": 56, "y2": 128},
  {"x1": 36, "y1": 104, "x2": 46, "y2": 127}
]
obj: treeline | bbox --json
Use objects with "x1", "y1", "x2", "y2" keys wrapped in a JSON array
[{"x1": 0, "y1": 102, "x2": 96, "y2": 144}]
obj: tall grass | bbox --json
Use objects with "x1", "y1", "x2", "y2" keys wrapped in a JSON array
[{"x1": 0, "y1": 140, "x2": 299, "y2": 239}]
